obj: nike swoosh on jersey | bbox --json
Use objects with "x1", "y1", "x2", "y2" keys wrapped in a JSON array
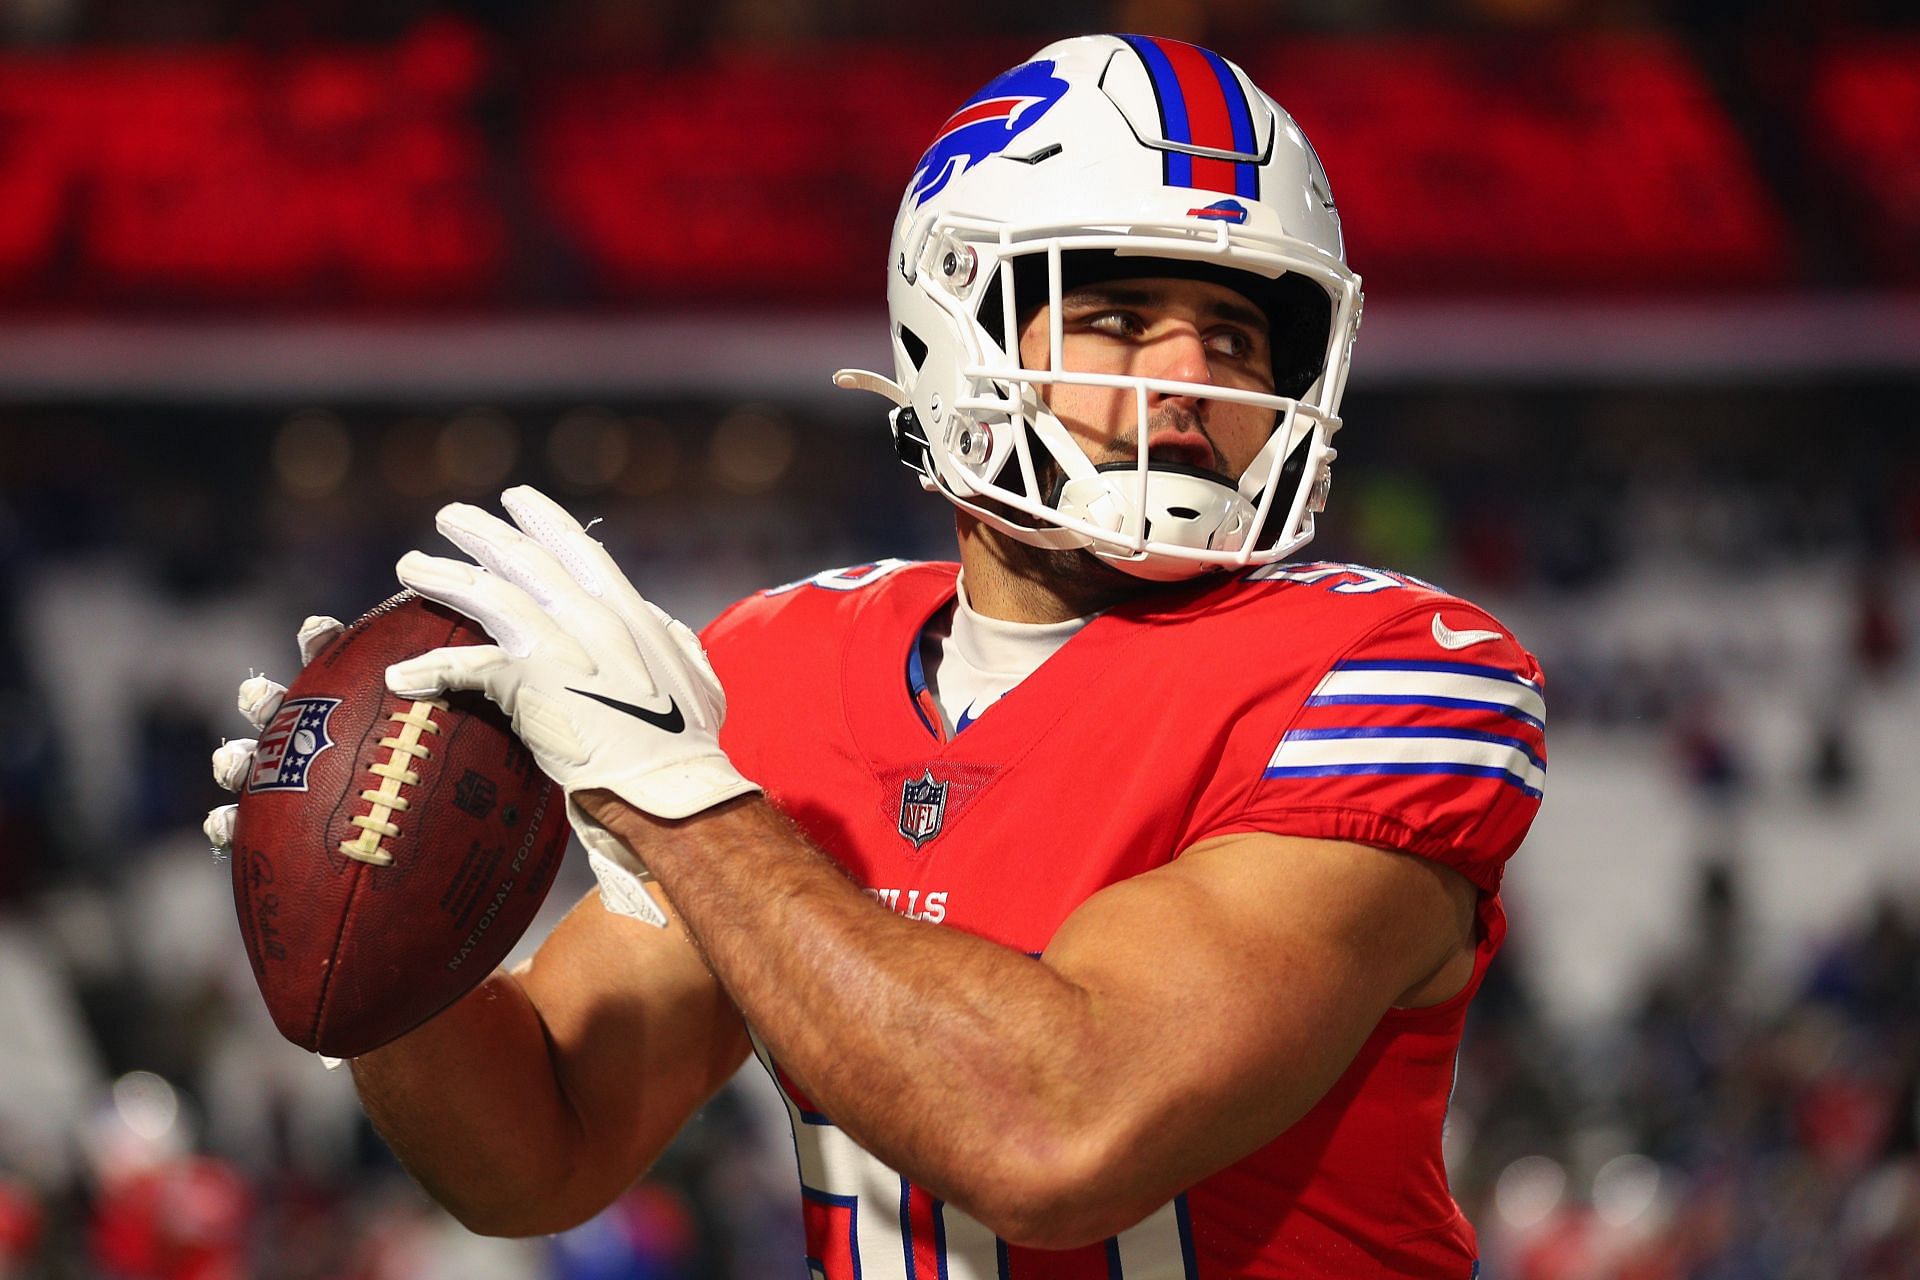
[
  {"x1": 567, "y1": 687, "x2": 686, "y2": 733},
  {"x1": 1431, "y1": 612, "x2": 1505, "y2": 651}
]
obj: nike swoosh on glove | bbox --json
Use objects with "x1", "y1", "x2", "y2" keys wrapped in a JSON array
[{"x1": 383, "y1": 486, "x2": 760, "y2": 923}]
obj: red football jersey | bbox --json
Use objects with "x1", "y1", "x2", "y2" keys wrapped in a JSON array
[{"x1": 702, "y1": 559, "x2": 1545, "y2": 1280}]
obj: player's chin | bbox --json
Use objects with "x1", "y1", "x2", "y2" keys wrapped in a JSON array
[{"x1": 1012, "y1": 537, "x2": 1194, "y2": 614}]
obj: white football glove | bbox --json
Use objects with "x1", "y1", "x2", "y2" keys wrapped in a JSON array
[
  {"x1": 383, "y1": 486, "x2": 760, "y2": 925},
  {"x1": 204, "y1": 614, "x2": 346, "y2": 852}
]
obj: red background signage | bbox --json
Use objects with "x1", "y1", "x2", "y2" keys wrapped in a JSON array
[{"x1": 0, "y1": 25, "x2": 1908, "y2": 311}]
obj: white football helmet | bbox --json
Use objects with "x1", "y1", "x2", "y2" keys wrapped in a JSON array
[{"x1": 836, "y1": 34, "x2": 1363, "y2": 581}]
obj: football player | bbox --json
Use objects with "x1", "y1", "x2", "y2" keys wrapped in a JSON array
[{"x1": 210, "y1": 34, "x2": 1543, "y2": 1278}]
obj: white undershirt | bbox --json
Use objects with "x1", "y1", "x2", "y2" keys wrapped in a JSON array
[{"x1": 919, "y1": 576, "x2": 1091, "y2": 737}]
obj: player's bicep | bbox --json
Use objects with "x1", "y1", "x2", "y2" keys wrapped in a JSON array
[
  {"x1": 1038, "y1": 832, "x2": 1474, "y2": 1187},
  {"x1": 516, "y1": 886, "x2": 751, "y2": 1191}
]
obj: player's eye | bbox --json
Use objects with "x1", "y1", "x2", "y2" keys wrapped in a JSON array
[
  {"x1": 1082, "y1": 309, "x2": 1146, "y2": 338},
  {"x1": 1206, "y1": 327, "x2": 1258, "y2": 361}
]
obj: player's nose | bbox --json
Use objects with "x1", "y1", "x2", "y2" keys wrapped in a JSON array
[{"x1": 1143, "y1": 325, "x2": 1215, "y2": 398}]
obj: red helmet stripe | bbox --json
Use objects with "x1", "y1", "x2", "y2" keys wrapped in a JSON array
[
  {"x1": 1151, "y1": 37, "x2": 1241, "y2": 155},
  {"x1": 1140, "y1": 36, "x2": 1261, "y2": 197}
]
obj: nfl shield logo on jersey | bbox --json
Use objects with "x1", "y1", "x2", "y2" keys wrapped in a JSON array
[
  {"x1": 898, "y1": 769, "x2": 949, "y2": 849},
  {"x1": 247, "y1": 696, "x2": 341, "y2": 793}
]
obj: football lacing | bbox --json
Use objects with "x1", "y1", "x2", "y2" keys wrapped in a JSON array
[{"x1": 340, "y1": 700, "x2": 446, "y2": 866}]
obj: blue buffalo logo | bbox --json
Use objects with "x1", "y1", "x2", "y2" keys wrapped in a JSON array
[
  {"x1": 898, "y1": 769, "x2": 950, "y2": 849},
  {"x1": 909, "y1": 59, "x2": 1071, "y2": 208},
  {"x1": 1188, "y1": 198, "x2": 1249, "y2": 224},
  {"x1": 247, "y1": 696, "x2": 341, "y2": 793}
]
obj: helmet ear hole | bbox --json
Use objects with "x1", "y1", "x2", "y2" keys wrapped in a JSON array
[
  {"x1": 1252, "y1": 427, "x2": 1321, "y2": 551},
  {"x1": 1269, "y1": 275, "x2": 1332, "y2": 401},
  {"x1": 975, "y1": 274, "x2": 1011, "y2": 353},
  {"x1": 898, "y1": 326, "x2": 929, "y2": 370}
]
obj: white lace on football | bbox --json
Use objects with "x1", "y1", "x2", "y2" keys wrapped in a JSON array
[{"x1": 339, "y1": 699, "x2": 445, "y2": 866}]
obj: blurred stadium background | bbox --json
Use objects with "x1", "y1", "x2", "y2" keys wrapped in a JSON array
[{"x1": 0, "y1": 0, "x2": 1917, "y2": 1276}]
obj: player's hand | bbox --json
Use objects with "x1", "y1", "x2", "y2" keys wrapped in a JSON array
[
  {"x1": 204, "y1": 615, "x2": 346, "y2": 853},
  {"x1": 383, "y1": 486, "x2": 760, "y2": 908}
]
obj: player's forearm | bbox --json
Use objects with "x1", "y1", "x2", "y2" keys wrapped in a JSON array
[
  {"x1": 594, "y1": 794, "x2": 1148, "y2": 1242},
  {"x1": 349, "y1": 971, "x2": 607, "y2": 1237}
]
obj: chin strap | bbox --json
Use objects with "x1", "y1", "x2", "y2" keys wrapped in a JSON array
[
  {"x1": 1056, "y1": 463, "x2": 1254, "y2": 582},
  {"x1": 832, "y1": 368, "x2": 910, "y2": 406}
]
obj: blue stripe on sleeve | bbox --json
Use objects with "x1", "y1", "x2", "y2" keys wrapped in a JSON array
[
  {"x1": 1333, "y1": 658, "x2": 1542, "y2": 690},
  {"x1": 1302, "y1": 692, "x2": 1546, "y2": 732}
]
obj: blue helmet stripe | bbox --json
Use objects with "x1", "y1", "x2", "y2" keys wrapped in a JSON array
[
  {"x1": 1197, "y1": 45, "x2": 1257, "y2": 154},
  {"x1": 1119, "y1": 34, "x2": 1196, "y2": 187}
]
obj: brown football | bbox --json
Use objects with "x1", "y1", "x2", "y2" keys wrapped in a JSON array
[{"x1": 230, "y1": 592, "x2": 570, "y2": 1057}]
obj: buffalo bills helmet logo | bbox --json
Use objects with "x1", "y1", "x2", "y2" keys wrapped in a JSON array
[
  {"x1": 898, "y1": 769, "x2": 950, "y2": 848},
  {"x1": 1188, "y1": 198, "x2": 1249, "y2": 224},
  {"x1": 248, "y1": 696, "x2": 341, "y2": 793},
  {"x1": 909, "y1": 59, "x2": 1071, "y2": 208}
]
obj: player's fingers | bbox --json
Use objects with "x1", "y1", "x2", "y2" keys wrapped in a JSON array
[
  {"x1": 238, "y1": 675, "x2": 286, "y2": 732},
  {"x1": 499, "y1": 486, "x2": 620, "y2": 597},
  {"x1": 204, "y1": 804, "x2": 237, "y2": 852},
  {"x1": 434, "y1": 502, "x2": 584, "y2": 616},
  {"x1": 505, "y1": 488, "x2": 697, "y2": 675},
  {"x1": 395, "y1": 550, "x2": 550, "y2": 659},
  {"x1": 503, "y1": 485, "x2": 599, "y2": 575},
  {"x1": 450, "y1": 494, "x2": 651, "y2": 661},
  {"x1": 212, "y1": 739, "x2": 256, "y2": 794},
  {"x1": 434, "y1": 504, "x2": 631, "y2": 651},
  {"x1": 296, "y1": 615, "x2": 344, "y2": 667},
  {"x1": 385, "y1": 644, "x2": 513, "y2": 702}
]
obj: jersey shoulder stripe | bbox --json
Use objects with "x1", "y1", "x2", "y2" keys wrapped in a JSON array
[
  {"x1": 1266, "y1": 725, "x2": 1546, "y2": 798},
  {"x1": 1306, "y1": 659, "x2": 1546, "y2": 731},
  {"x1": 1222, "y1": 585, "x2": 1547, "y2": 882}
]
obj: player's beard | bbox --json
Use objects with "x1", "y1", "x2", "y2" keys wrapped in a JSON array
[
  {"x1": 969, "y1": 526, "x2": 1169, "y2": 620},
  {"x1": 968, "y1": 404, "x2": 1242, "y2": 619}
]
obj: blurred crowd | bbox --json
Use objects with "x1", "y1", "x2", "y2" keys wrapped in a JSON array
[{"x1": 1458, "y1": 866, "x2": 1920, "y2": 1279}]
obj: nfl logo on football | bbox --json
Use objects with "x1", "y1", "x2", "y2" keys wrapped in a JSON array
[
  {"x1": 248, "y1": 696, "x2": 341, "y2": 793},
  {"x1": 898, "y1": 770, "x2": 949, "y2": 849}
]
